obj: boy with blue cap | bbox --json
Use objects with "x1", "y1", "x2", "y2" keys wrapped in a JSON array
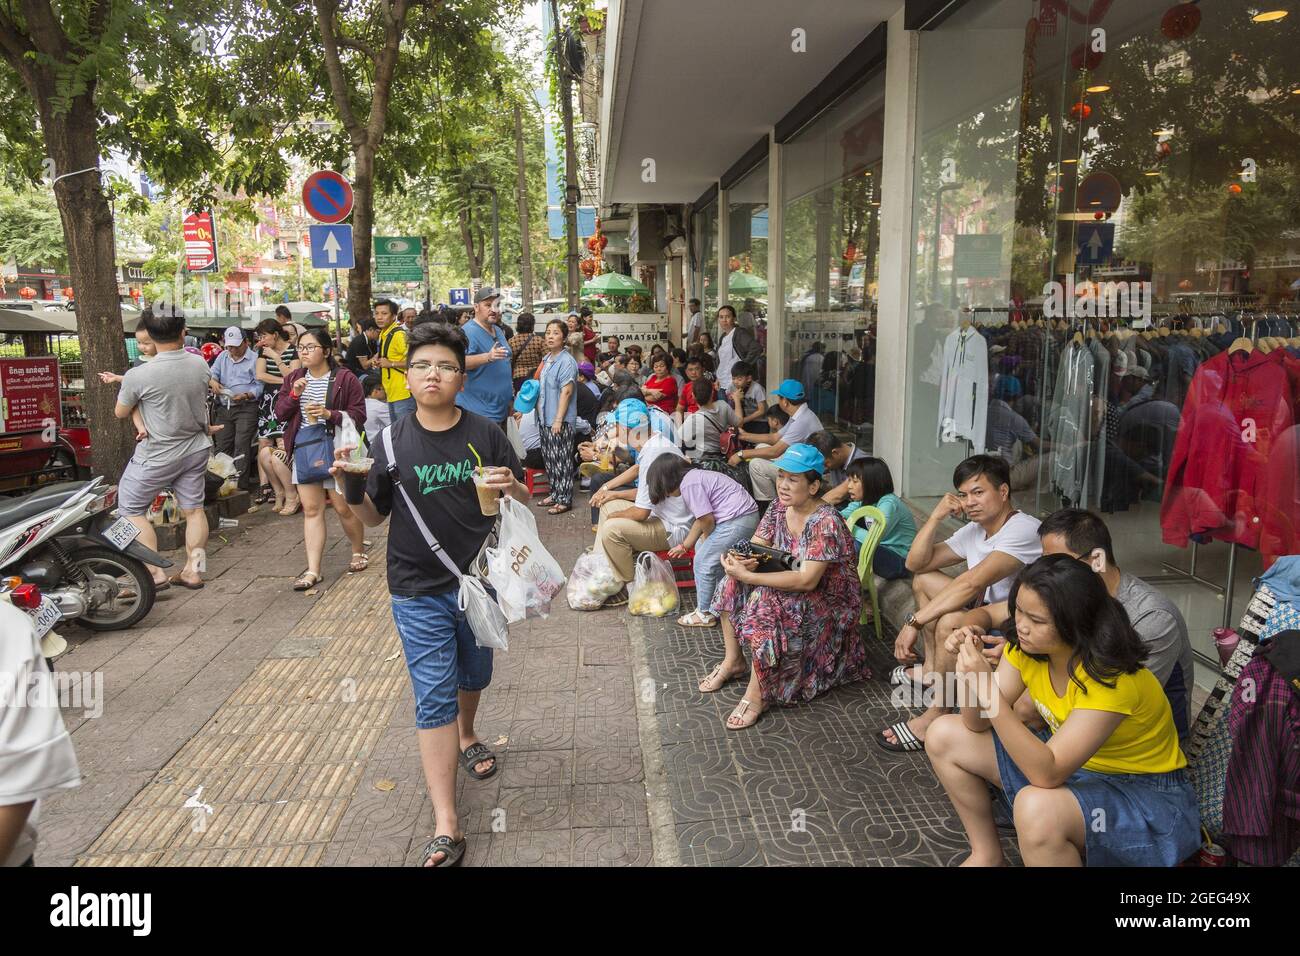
[
  {"x1": 729, "y1": 378, "x2": 823, "y2": 503},
  {"x1": 590, "y1": 399, "x2": 694, "y2": 602}
]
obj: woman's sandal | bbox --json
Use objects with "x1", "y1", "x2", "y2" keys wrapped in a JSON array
[
  {"x1": 293, "y1": 571, "x2": 321, "y2": 592},
  {"x1": 877, "y1": 721, "x2": 925, "y2": 753},
  {"x1": 348, "y1": 553, "x2": 369, "y2": 574},
  {"x1": 725, "y1": 698, "x2": 763, "y2": 731},
  {"x1": 698, "y1": 662, "x2": 745, "y2": 693},
  {"x1": 255, "y1": 485, "x2": 274, "y2": 504},
  {"x1": 459, "y1": 743, "x2": 498, "y2": 780},
  {"x1": 279, "y1": 499, "x2": 301, "y2": 516},
  {"x1": 678, "y1": 609, "x2": 717, "y2": 628},
  {"x1": 537, "y1": 495, "x2": 556, "y2": 507},
  {"x1": 420, "y1": 834, "x2": 466, "y2": 867},
  {"x1": 547, "y1": 503, "x2": 571, "y2": 515}
]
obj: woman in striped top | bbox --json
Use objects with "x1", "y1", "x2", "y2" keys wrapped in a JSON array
[
  {"x1": 273, "y1": 329, "x2": 368, "y2": 591},
  {"x1": 254, "y1": 319, "x2": 300, "y2": 513}
]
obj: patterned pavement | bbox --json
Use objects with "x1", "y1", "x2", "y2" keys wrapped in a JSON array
[
  {"x1": 39, "y1": 491, "x2": 1017, "y2": 866},
  {"x1": 641, "y1": 592, "x2": 1020, "y2": 867}
]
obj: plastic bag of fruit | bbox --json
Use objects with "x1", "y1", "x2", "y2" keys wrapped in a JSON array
[
  {"x1": 566, "y1": 550, "x2": 624, "y2": 611},
  {"x1": 628, "y1": 551, "x2": 679, "y2": 617}
]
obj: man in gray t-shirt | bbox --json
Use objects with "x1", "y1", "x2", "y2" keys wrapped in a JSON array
[
  {"x1": 1113, "y1": 571, "x2": 1195, "y2": 739},
  {"x1": 114, "y1": 313, "x2": 214, "y2": 589}
]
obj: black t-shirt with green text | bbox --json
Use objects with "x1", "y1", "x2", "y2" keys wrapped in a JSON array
[{"x1": 367, "y1": 409, "x2": 524, "y2": 596}]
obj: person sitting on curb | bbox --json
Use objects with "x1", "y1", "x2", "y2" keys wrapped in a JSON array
[
  {"x1": 942, "y1": 508, "x2": 1195, "y2": 741},
  {"x1": 590, "y1": 399, "x2": 693, "y2": 606},
  {"x1": 335, "y1": 321, "x2": 528, "y2": 867},
  {"x1": 647, "y1": 454, "x2": 759, "y2": 628},
  {"x1": 925, "y1": 554, "x2": 1200, "y2": 867},
  {"x1": 879, "y1": 454, "x2": 1041, "y2": 753},
  {"x1": 701, "y1": 444, "x2": 870, "y2": 729},
  {"x1": 728, "y1": 379, "x2": 823, "y2": 505}
]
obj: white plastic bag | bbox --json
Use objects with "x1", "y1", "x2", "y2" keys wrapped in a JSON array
[
  {"x1": 460, "y1": 573, "x2": 510, "y2": 650},
  {"x1": 505, "y1": 414, "x2": 527, "y2": 460},
  {"x1": 566, "y1": 550, "x2": 624, "y2": 611},
  {"x1": 628, "y1": 551, "x2": 679, "y2": 617},
  {"x1": 484, "y1": 497, "x2": 567, "y2": 622}
]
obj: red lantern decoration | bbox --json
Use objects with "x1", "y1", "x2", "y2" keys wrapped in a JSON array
[
  {"x1": 1069, "y1": 43, "x2": 1104, "y2": 72},
  {"x1": 1160, "y1": 3, "x2": 1201, "y2": 40},
  {"x1": 843, "y1": 241, "x2": 858, "y2": 263},
  {"x1": 1154, "y1": 141, "x2": 1172, "y2": 162},
  {"x1": 1094, "y1": 211, "x2": 1105, "y2": 220},
  {"x1": 18, "y1": 286, "x2": 36, "y2": 299},
  {"x1": 1228, "y1": 183, "x2": 1243, "y2": 195},
  {"x1": 63, "y1": 287, "x2": 73, "y2": 299},
  {"x1": 1070, "y1": 102, "x2": 1092, "y2": 121},
  {"x1": 1178, "y1": 278, "x2": 1193, "y2": 290}
]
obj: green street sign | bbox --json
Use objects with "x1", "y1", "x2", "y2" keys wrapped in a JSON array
[{"x1": 374, "y1": 236, "x2": 424, "y2": 282}]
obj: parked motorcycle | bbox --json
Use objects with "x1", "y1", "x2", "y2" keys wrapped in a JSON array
[{"x1": 0, "y1": 478, "x2": 172, "y2": 632}]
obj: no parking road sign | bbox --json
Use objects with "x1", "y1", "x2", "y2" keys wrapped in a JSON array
[
  {"x1": 309, "y1": 224, "x2": 355, "y2": 269},
  {"x1": 302, "y1": 170, "x2": 354, "y2": 224}
]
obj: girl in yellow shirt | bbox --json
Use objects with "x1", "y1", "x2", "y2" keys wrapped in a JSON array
[{"x1": 925, "y1": 554, "x2": 1201, "y2": 866}]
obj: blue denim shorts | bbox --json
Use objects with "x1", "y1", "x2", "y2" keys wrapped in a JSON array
[
  {"x1": 391, "y1": 591, "x2": 493, "y2": 729},
  {"x1": 993, "y1": 728, "x2": 1201, "y2": 867}
]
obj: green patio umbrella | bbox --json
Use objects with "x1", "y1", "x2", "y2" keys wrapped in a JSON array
[
  {"x1": 728, "y1": 271, "x2": 767, "y2": 294},
  {"x1": 581, "y1": 272, "x2": 650, "y2": 296}
]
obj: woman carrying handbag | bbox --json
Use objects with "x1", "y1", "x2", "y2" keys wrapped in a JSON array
[{"x1": 274, "y1": 329, "x2": 369, "y2": 591}]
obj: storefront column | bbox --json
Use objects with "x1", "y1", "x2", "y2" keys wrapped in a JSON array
[
  {"x1": 765, "y1": 131, "x2": 785, "y2": 394},
  {"x1": 873, "y1": 8, "x2": 919, "y2": 477},
  {"x1": 716, "y1": 185, "x2": 730, "y2": 315},
  {"x1": 668, "y1": 254, "x2": 684, "y2": 339}
]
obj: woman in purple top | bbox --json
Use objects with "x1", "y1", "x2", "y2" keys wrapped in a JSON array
[{"x1": 646, "y1": 455, "x2": 758, "y2": 628}]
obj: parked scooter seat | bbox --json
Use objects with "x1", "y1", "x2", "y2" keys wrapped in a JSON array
[{"x1": 0, "y1": 481, "x2": 93, "y2": 527}]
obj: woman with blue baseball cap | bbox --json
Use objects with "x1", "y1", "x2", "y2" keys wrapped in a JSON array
[{"x1": 702, "y1": 442, "x2": 870, "y2": 730}]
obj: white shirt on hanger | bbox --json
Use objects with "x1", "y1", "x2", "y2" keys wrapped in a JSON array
[{"x1": 937, "y1": 326, "x2": 988, "y2": 453}]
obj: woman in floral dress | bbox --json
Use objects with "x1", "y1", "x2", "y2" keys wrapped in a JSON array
[{"x1": 703, "y1": 443, "x2": 870, "y2": 729}]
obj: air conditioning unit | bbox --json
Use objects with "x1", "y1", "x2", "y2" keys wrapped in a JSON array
[{"x1": 663, "y1": 235, "x2": 687, "y2": 258}]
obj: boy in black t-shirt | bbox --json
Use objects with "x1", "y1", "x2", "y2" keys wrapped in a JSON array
[{"x1": 335, "y1": 323, "x2": 527, "y2": 867}]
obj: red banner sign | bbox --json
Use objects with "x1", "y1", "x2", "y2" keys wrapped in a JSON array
[
  {"x1": 0, "y1": 357, "x2": 62, "y2": 435},
  {"x1": 183, "y1": 209, "x2": 220, "y2": 274}
]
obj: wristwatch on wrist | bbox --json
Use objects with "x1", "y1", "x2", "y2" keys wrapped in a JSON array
[{"x1": 904, "y1": 613, "x2": 920, "y2": 629}]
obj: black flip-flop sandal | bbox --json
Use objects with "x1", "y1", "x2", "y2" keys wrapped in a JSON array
[
  {"x1": 889, "y1": 665, "x2": 922, "y2": 687},
  {"x1": 420, "y1": 834, "x2": 466, "y2": 867},
  {"x1": 459, "y1": 742, "x2": 498, "y2": 780},
  {"x1": 877, "y1": 720, "x2": 925, "y2": 753}
]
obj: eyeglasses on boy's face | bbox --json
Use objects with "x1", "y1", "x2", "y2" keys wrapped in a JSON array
[{"x1": 408, "y1": 361, "x2": 463, "y2": 377}]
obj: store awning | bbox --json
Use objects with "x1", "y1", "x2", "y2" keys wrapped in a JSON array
[
  {"x1": 0, "y1": 309, "x2": 67, "y2": 334},
  {"x1": 599, "y1": 0, "x2": 899, "y2": 204}
]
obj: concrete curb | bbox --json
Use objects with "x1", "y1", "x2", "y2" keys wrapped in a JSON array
[{"x1": 624, "y1": 612, "x2": 681, "y2": 867}]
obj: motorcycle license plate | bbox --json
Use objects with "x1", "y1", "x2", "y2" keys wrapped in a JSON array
[
  {"x1": 104, "y1": 516, "x2": 140, "y2": 551},
  {"x1": 28, "y1": 597, "x2": 62, "y2": 639}
]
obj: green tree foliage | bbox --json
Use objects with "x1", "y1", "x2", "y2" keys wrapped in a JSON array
[{"x1": 0, "y1": 187, "x2": 67, "y2": 268}]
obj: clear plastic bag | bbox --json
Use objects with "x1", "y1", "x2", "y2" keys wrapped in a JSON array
[
  {"x1": 505, "y1": 414, "x2": 527, "y2": 460},
  {"x1": 628, "y1": 551, "x2": 679, "y2": 617},
  {"x1": 484, "y1": 498, "x2": 567, "y2": 622},
  {"x1": 332, "y1": 415, "x2": 373, "y2": 497},
  {"x1": 566, "y1": 550, "x2": 624, "y2": 611},
  {"x1": 459, "y1": 573, "x2": 510, "y2": 650}
]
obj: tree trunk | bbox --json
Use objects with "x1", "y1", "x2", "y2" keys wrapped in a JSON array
[
  {"x1": 346, "y1": 141, "x2": 375, "y2": 333},
  {"x1": 459, "y1": 207, "x2": 482, "y2": 284},
  {"x1": 40, "y1": 97, "x2": 132, "y2": 479},
  {"x1": 513, "y1": 100, "x2": 534, "y2": 311}
]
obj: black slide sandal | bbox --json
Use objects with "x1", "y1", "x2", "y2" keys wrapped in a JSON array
[
  {"x1": 459, "y1": 742, "x2": 498, "y2": 780},
  {"x1": 421, "y1": 835, "x2": 466, "y2": 867}
]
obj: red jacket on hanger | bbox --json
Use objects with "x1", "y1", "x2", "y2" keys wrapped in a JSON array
[{"x1": 1161, "y1": 349, "x2": 1295, "y2": 551}]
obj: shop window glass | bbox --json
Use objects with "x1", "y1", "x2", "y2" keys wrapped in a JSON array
[
  {"x1": 783, "y1": 72, "x2": 886, "y2": 446},
  {"x1": 726, "y1": 158, "x2": 769, "y2": 363},
  {"x1": 904, "y1": 0, "x2": 1300, "y2": 665}
]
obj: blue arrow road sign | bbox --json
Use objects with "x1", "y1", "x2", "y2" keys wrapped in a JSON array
[
  {"x1": 449, "y1": 288, "x2": 471, "y2": 306},
  {"x1": 1076, "y1": 222, "x2": 1114, "y2": 265},
  {"x1": 309, "y1": 224, "x2": 355, "y2": 270}
]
